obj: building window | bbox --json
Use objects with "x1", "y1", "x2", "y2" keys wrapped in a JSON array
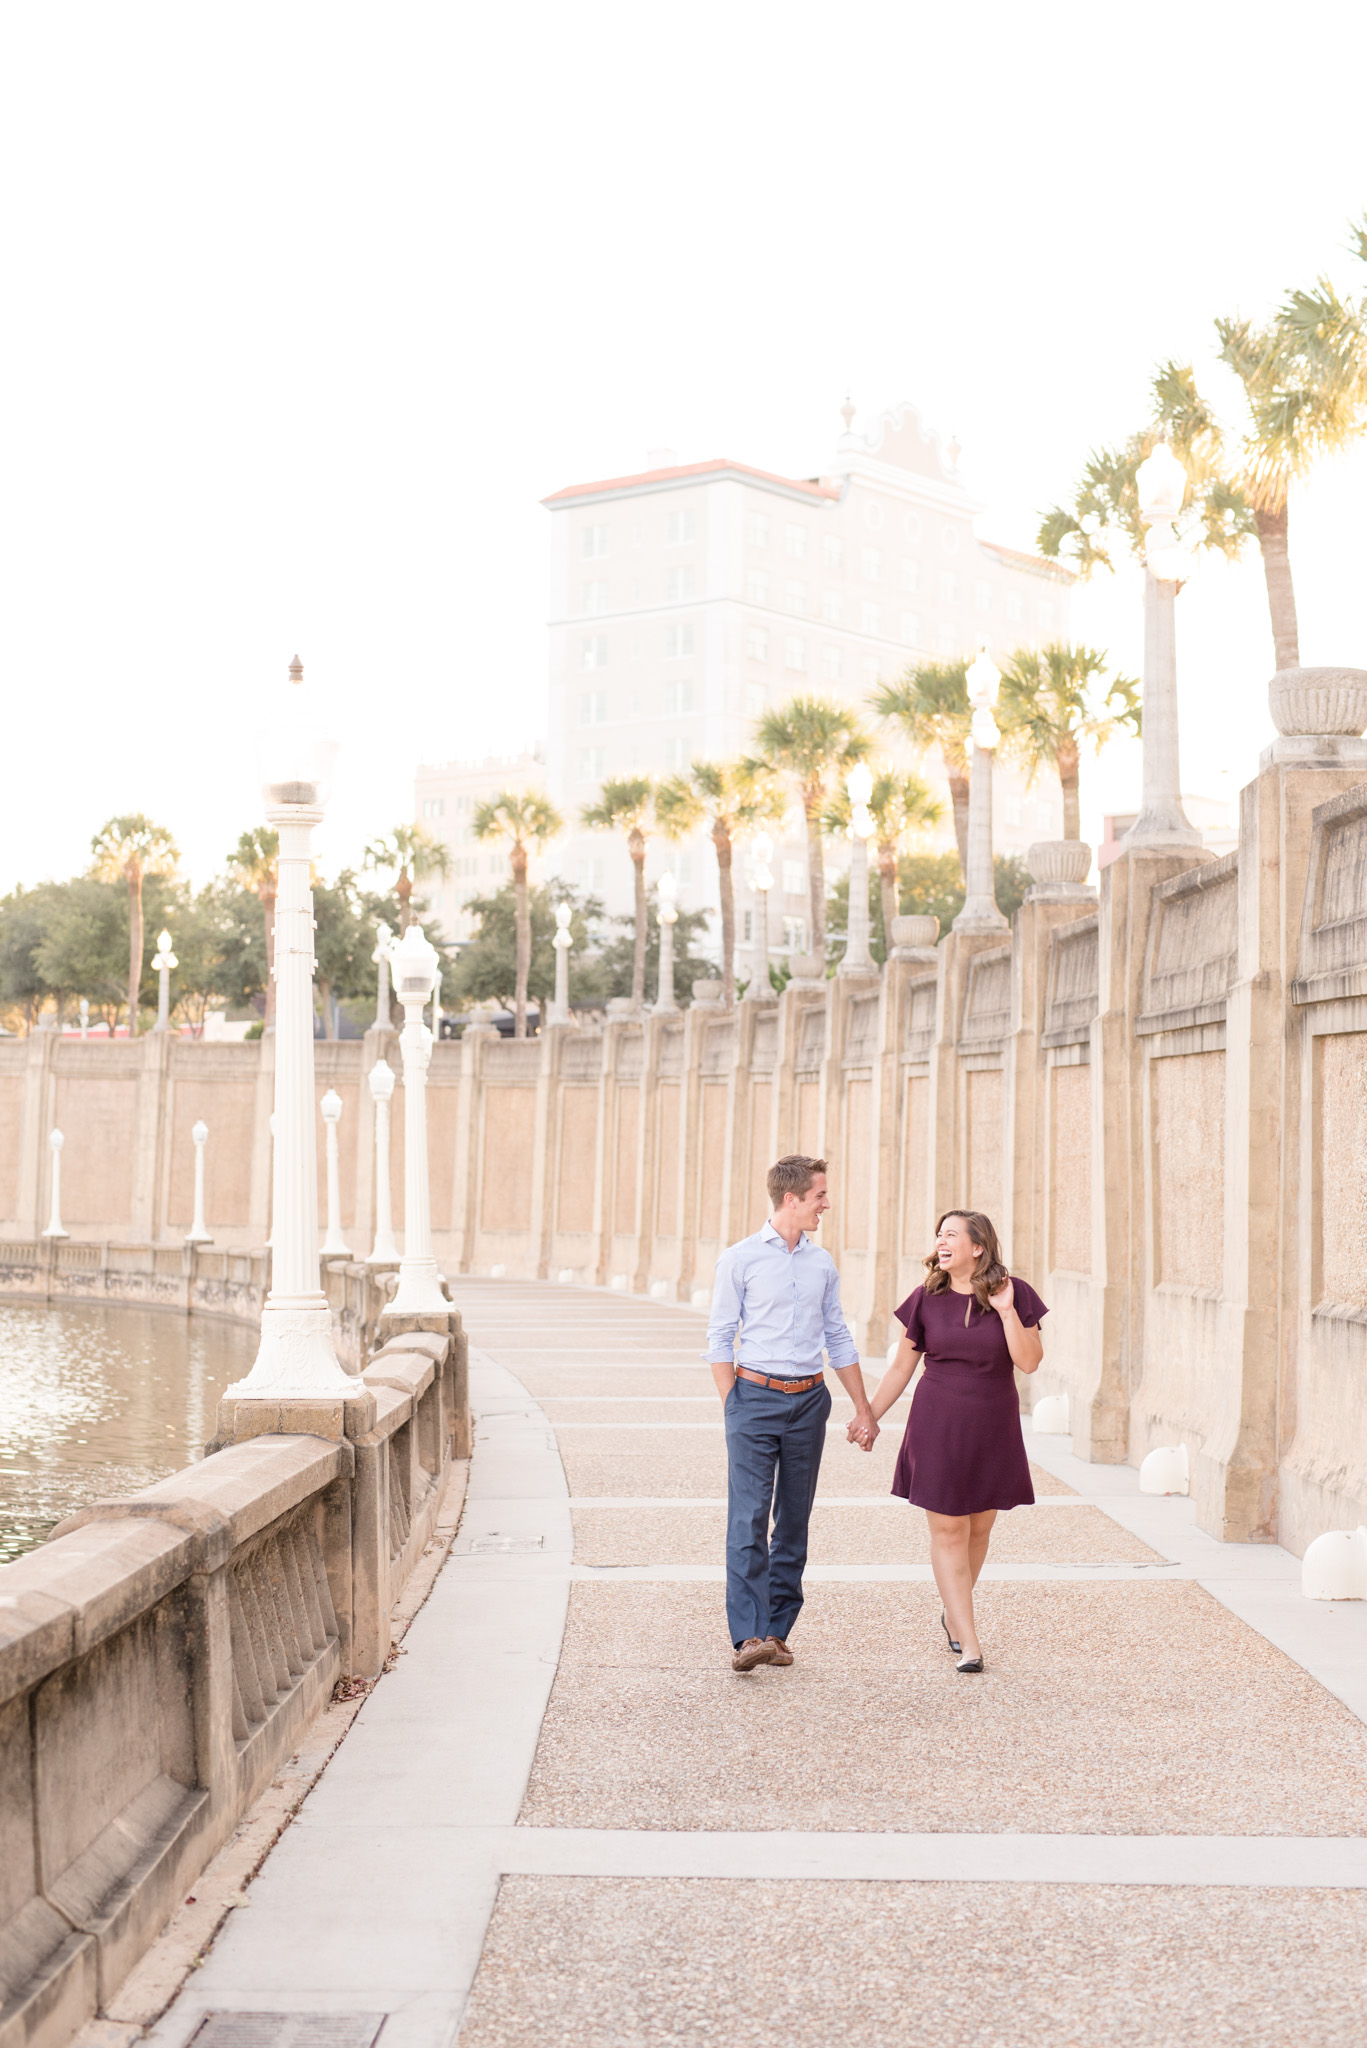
[
  {"x1": 745, "y1": 683, "x2": 766, "y2": 717},
  {"x1": 631, "y1": 519, "x2": 645, "y2": 547},
  {"x1": 1005, "y1": 591, "x2": 1023, "y2": 623},
  {"x1": 785, "y1": 522, "x2": 807, "y2": 559},
  {"x1": 975, "y1": 580, "x2": 991, "y2": 615},
  {"x1": 581, "y1": 580, "x2": 610, "y2": 614},
  {"x1": 742, "y1": 909, "x2": 753, "y2": 944},
  {"x1": 746, "y1": 569, "x2": 769, "y2": 605},
  {"x1": 782, "y1": 916, "x2": 807, "y2": 952},
  {"x1": 665, "y1": 622, "x2": 694, "y2": 658},
  {"x1": 821, "y1": 591, "x2": 843, "y2": 624},
  {"x1": 863, "y1": 499, "x2": 884, "y2": 530},
  {"x1": 1039, "y1": 599, "x2": 1055, "y2": 631},
  {"x1": 455, "y1": 794, "x2": 471, "y2": 813},
  {"x1": 861, "y1": 657, "x2": 879, "y2": 688},
  {"x1": 900, "y1": 612, "x2": 921, "y2": 646},
  {"x1": 904, "y1": 511, "x2": 922, "y2": 543},
  {"x1": 861, "y1": 547, "x2": 882, "y2": 582},
  {"x1": 662, "y1": 736, "x2": 687, "y2": 771},
  {"x1": 666, "y1": 507, "x2": 697, "y2": 545},
  {"x1": 747, "y1": 513, "x2": 770, "y2": 546},
  {"x1": 861, "y1": 602, "x2": 882, "y2": 636},
  {"x1": 578, "y1": 856, "x2": 605, "y2": 891},
  {"x1": 663, "y1": 679, "x2": 693, "y2": 715},
  {"x1": 940, "y1": 524, "x2": 960, "y2": 555},
  {"x1": 581, "y1": 524, "x2": 610, "y2": 559},
  {"x1": 785, "y1": 579, "x2": 806, "y2": 614},
  {"x1": 666, "y1": 566, "x2": 696, "y2": 602},
  {"x1": 822, "y1": 534, "x2": 844, "y2": 570},
  {"x1": 938, "y1": 571, "x2": 957, "y2": 604},
  {"x1": 674, "y1": 854, "x2": 693, "y2": 886},
  {"x1": 578, "y1": 747, "x2": 606, "y2": 783},
  {"x1": 937, "y1": 623, "x2": 957, "y2": 653},
  {"x1": 421, "y1": 798, "x2": 445, "y2": 819},
  {"x1": 745, "y1": 627, "x2": 769, "y2": 661},
  {"x1": 900, "y1": 559, "x2": 919, "y2": 593},
  {"x1": 1005, "y1": 798, "x2": 1023, "y2": 827},
  {"x1": 629, "y1": 636, "x2": 641, "y2": 660},
  {"x1": 783, "y1": 859, "x2": 805, "y2": 896},
  {"x1": 580, "y1": 635, "x2": 608, "y2": 669},
  {"x1": 579, "y1": 690, "x2": 608, "y2": 725},
  {"x1": 822, "y1": 645, "x2": 843, "y2": 682},
  {"x1": 784, "y1": 636, "x2": 806, "y2": 672}
]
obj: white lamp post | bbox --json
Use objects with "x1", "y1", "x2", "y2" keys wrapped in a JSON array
[
  {"x1": 152, "y1": 929, "x2": 177, "y2": 1033},
  {"x1": 840, "y1": 761, "x2": 877, "y2": 974},
  {"x1": 654, "y1": 871, "x2": 679, "y2": 1013},
  {"x1": 319, "y1": 1088, "x2": 351, "y2": 1257},
  {"x1": 385, "y1": 922, "x2": 446, "y2": 1315},
  {"x1": 1124, "y1": 441, "x2": 1201, "y2": 850},
  {"x1": 745, "y1": 833, "x2": 774, "y2": 1000},
  {"x1": 372, "y1": 921, "x2": 394, "y2": 1030},
  {"x1": 953, "y1": 649, "x2": 1009, "y2": 933},
  {"x1": 186, "y1": 1120, "x2": 212, "y2": 1245},
  {"x1": 79, "y1": 998, "x2": 89, "y2": 1041},
  {"x1": 42, "y1": 1129, "x2": 68, "y2": 1239},
  {"x1": 366, "y1": 1057, "x2": 400, "y2": 1262},
  {"x1": 549, "y1": 901, "x2": 573, "y2": 1024},
  {"x1": 226, "y1": 656, "x2": 354, "y2": 1398}
]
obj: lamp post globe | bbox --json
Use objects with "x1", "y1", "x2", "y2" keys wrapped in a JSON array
[
  {"x1": 385, "y1": 922, "x2": 447, "y2": 1316},
  {"x1": 550, "y1": 901, "x2": 574, "y2": 1025},
  {"x1": 152, "y1": 928, "x2": 178, "y2": 1033}
]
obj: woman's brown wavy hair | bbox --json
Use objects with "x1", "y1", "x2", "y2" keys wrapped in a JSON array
[{"x1": 923, "y1": 1210, "x2": 1009, "y2": 1316}]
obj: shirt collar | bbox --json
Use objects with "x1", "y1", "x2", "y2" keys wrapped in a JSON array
[{"x1": 761, "y1": 1219, "x2": 807, "y2": 1253}]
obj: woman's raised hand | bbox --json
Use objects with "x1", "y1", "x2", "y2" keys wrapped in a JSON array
[{"x1": 987, "y1": 1275, "x2": 1015, "y2": 1316}]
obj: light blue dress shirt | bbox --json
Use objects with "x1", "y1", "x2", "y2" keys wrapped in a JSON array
[{"x1": 705, "y1": 1220, "x2": 858, "y2": 1375}]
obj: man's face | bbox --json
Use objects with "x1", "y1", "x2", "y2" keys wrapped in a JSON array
[{"x1": 787, "y1": 1173, "x2": 829, "y2": 1235}]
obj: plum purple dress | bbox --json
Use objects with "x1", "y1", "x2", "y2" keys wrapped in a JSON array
[{"x1": 890, "y1": 1279, "x2": 1047, "y2": 1515}]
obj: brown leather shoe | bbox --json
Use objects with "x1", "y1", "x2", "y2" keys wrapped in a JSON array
[
  {"x1": 731, "y1": 1638, "x2": 775, "y2": 1672},
  {"x1": 766, "y1": 1635, "x2": 794, "y2": 1666}
]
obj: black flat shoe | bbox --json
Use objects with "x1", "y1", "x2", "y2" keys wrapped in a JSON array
[
  {"x1": 940, "y1": 1610, "x2": 961, "y2": 1656},
  {"x1": 955, "y1": 1653, "x2": 984, "y2": 1674}
]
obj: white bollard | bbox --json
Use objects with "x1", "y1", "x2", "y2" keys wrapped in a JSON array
[
  {"x1": 690, "y1": 1287, "x2": 711, "y2": 1309},
  {"x1": 366, "y1": 1059, "x2": 400, "y2": 1263},
  {"x1": 1032, "y1": 1393, "x2": 1070, "y2": 1435},
  {"x1": 1139, "y1": 1441, "x2": 1190, "y2": 1495},
  {"x1": 557, "y1": 1268, "x2": 575, "y2": 1284},
  {"x1": 1302, "y1": 1528, "x2": 1367, "y2": 1600},
  {"x1": 649, "y1": 1279, "x2": 670, "y2": 1299},
  {"x1": 42, "y1": 1129, "x2": 68, "y2": 1239},
  {"x1": 490, "y1": 1263, "x2": 507, "y2": 1278},
  {"x1": 185, "y1": 1120, "x2": 212, "y2": 1245},
  {"x1": 885, "y1": 1339, "x2": 901, "y2": 1365},
  {"x1": 319, "y1": 1088, "x2": 351, "y2": 1257},
  {"x1": 609, "y1": 1273, "x2": 628, "y2": 1291}
]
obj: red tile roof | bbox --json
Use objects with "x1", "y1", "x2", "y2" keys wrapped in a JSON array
[
  {"x1": 542, "y1": 458, "x2": 841, "y2": 506},
  {"x1": 977, "y1": 538, "x2": 1076, "y2": 582}
]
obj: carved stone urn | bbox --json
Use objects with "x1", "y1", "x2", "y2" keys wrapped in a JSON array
[
  {"x1": 888, "y1": 914, "x2": 939, "y2": 961},
  {"x1": 1025, "y1": 840, "x2": 1094, "y2": 901},
  {"x1": 787, "y1": 953, "x2": 827, "y2": 988},
  {"x1": 1268, "y1": 666, "x2": 1367, "y2": 737},
  {"x1": 690, "y1": 978, "x2": 724, "y2": 1008}
]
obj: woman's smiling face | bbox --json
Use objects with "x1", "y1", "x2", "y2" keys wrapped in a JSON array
[{"x1": 936, "y1": 1214, "x2": 983, "y2": 1278}]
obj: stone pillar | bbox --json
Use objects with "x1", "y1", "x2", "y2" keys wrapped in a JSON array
[
  {"x1": 953, "y1": 744, "x2": 1007, "y2": 934},
  {"x1": 1125, "y1": 568, "x2": 1201, "y2": 850}
]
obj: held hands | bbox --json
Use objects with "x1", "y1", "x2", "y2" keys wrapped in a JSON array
[
  {"x1": 845, "y1": 1409, "x2": 879, "y2": 1453},
  {"x1": 987, "y1": 1275, "x2": 1015, "y2": 1317}
]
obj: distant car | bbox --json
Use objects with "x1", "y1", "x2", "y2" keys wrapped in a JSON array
[{"x1": 492, "y1": 1007, "x2": 540, "y2": 1038}]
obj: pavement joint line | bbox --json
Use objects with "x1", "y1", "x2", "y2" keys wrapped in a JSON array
[{"x1": 565, "y1": 1495, "x2": 1085, "y2": 1508}]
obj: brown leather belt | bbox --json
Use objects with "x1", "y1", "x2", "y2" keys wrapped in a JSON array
[{"x1": 735, "y1": 1366, "x2": 825, "y2": 1394}]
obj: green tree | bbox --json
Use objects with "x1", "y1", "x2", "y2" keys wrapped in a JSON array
[
  {"x1": 89, "y1": 814, "x2": 179, "y2": 1036},
  {"x1": 447, "y1": 884, "x2": 607, "y2": 1016},
  {"x1": 823, "y1": 769, "x2": 943, "y2": 951},
  {"x1": 997, "y1": 643, "x2": 1140, "y2": 841},
  {"x1": 591, "y1": 886, "x2": 713, "y2": 1004},
  {"x1": 472, "y1": 790, "x2": 565, "y2": 1039},
  {"x1": 0, "y1": 884, "x2": 53, "y2": 1030},
  {"x1": 829, "y1": 850, "x2": 1031, "y2": 963},
  {"x1": 655, "y1": 758, "x2": 785, "y2": 1005},
  {"x1": 364, "y1": 823, "x2": 451, "y2": 934},
  {"x1": 753, "y1": 696, "x2": 871, "y2": 958},
  {"x1": 580, "y1": 775, "x2": 656, "y2": 1009},
  {"x1": 227, "y1": 828, "x2": 279, "y2": 1029},
  {"x1": 869, "y1": 665, "x2": 972, "y2": 878}
]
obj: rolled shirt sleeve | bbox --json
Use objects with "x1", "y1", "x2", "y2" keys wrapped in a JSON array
[
  {"x1": 821, "y1": 1263, "x2": 859, "y2": 1370},
  {"x1": 704, "y1": 1245, "x2": 744, "y2": 1362}
]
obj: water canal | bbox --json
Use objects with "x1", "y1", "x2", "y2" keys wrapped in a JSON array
[{"x1": 0, "y1": 1304, "x2": 258, "y2": 1562}]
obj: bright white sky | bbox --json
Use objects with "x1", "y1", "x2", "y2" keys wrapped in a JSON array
[{"x1": 3, "y1": 1, "x2": 1366, "y2": 891}]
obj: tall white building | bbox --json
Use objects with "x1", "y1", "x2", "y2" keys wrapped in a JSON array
[
  {"x1": 413, "y1": 749, "x2": 551, "y2": 943},
  {"x1": 541, "y1": 402, "x2": 1074, "y2": 961}
]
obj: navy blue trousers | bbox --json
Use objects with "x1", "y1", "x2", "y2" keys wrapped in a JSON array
[{"x1": 723, "y1": 1374, "x2": 831, "y2": 1647}]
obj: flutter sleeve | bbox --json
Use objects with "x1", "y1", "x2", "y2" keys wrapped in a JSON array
[
  {"x1": 1012, "y1": 1278, "x2": 1049, "y2": 1328},
  {"x1": 894, "y1": 1285, "x2": 927, "y2": 1350}
]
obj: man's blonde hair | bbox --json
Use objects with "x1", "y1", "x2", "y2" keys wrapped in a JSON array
[{"x1": 767, "y1": 1155, "x2": 827, "y2": 1208}]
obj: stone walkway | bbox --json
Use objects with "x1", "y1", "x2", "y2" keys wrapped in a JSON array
[{"x1": 147, "y1": 1281, "x2": 1367, "y2": 2048}]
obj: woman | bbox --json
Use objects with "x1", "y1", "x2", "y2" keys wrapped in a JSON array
[{"x1": 854, "y1": 1210, "x2": 1045, "y2": 1674}]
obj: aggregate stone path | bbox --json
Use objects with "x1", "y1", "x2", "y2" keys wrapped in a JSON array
[{"x1": 147, "y1": 1281, "x2": 1367, "y2": 2048}]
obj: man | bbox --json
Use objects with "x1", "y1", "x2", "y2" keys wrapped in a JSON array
[{"x1": 706, "y1": 1154, "x2": 878, "y2": 1673}]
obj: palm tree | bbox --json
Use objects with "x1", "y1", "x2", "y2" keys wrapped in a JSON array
[
  {"x1": 580, "y1": 775, "x2": 656, "y2": 1009},
  {"x1": 869, "y1": 664, "x2": 972, "y2": 879},
  {"x1": 90, "y1": 815, "x2": 179, "y2": 1036},
  {"x1": 655, "y1": 758, "x2": 786, "y2": 1004},
  {"x1": 997, "y1": 644, "x2": 1140, "y2": 841},
  {"x1": 826, "y1": 770, "x2": 944, "y2": 945},
  {"x1": 364, "y1": 823, "x2": 451, "y2": 932},
  {"x1": 753, "y1": 696, "x2": 871, "y2": 958},
  {"x1": 228, "y1": 827, "x2": 280, "y2": 1031},
  {"x1": 472, "y1": 790, "x2": 564, "y2": 1037}
]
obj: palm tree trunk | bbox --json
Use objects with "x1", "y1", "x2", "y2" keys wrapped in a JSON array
[
  {"x1": 945, "y1": 752, "x2": 970, "y2": 880},
  {"x1": 629, "y1": 831, "x2": 647, "y2": 1008},
  {"x1": 804, "y1": 793, "x2": 825, "y2": 959},
  {"x1": 714, "y1": 822, "x2": 735, "y2": 1004},
  {"x1": 397, "y1": 868, "x2": 413, "y2": 933},
  {"x1": 126, "y1": 865, "x2": 143, "y2": 1037},
  {"x1": 512, "y1": 842, "x2": 530, "y2": 1038},
  {"x1": 1057, "y1": 740, "x2": 1081, "y2": 841},
  {"x1": 1255, "y1": 506, "x2": 1300, "y2": 671},
  {"x1": 877, "y1": 843, "x2": 899, "y2": 951},
  {"x1": 263, "y1": 888, "x2": 278, "y2": 1032},
  {"x1": 318, "y1": 977, "x2": 338, "y2": 1039}
]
